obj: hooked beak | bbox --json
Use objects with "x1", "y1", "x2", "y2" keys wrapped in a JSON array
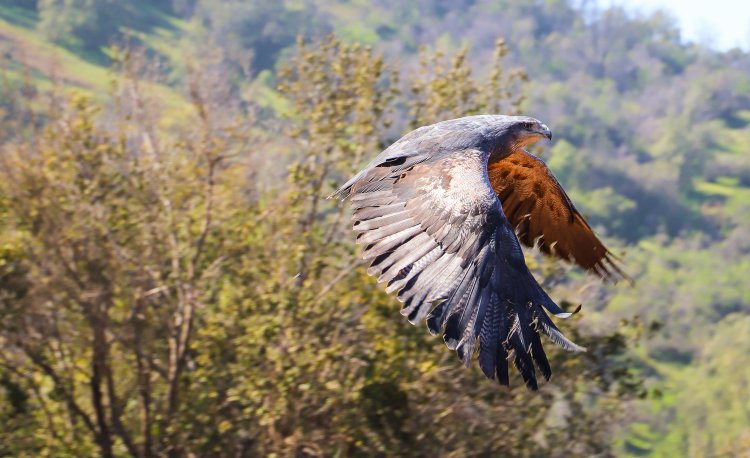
[{"x1": 538, "y1": 123, "x2": 552, "y2": 141}]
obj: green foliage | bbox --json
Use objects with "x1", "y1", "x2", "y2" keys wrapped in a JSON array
[
  {"x1": 190, "y1": 0, "x2": 327, "y2": 73},
  {"x1": 0, "y1": 68, "x2": 255, "y2": 454},
  {"x1": 38, "y1": 0, "x2": 122, "y2": 51},
  {"x1": 0, "y1": 34, "x2": 647, "y2": 457},
  {"x1": 36, "y1": 0, "x2": 179, "y2": 60},
  {"x1": 658, "y1": 314, "x2": 750, "y2": 456}
]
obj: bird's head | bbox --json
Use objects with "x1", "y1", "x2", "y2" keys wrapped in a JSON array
[
  {"x1": 479, "y1": 115, "x2": 551, "y2": 160},
  {"x1": 507, "y1": 116, "x2": 552, "y2": 145}
]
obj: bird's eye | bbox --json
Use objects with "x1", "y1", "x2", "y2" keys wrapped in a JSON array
[{"x1": 524, "y1": 122, "x2": 535, "y2": 130}]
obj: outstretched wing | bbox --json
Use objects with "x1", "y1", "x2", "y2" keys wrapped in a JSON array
[
  {"x1": 332, "y1": 145, "x2": 583, "y2": 390},
  {"x1": 488, "y1": 149, "x2": 626, "y2": 281}
]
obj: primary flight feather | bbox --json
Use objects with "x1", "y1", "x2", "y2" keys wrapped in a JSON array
[{"x1": 330, "y1": 115, "x2": 624, "y2": 390}]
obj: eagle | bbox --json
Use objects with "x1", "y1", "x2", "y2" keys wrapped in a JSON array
[{"x1": 330, "y1": 115, "x2": 625, "y2": 390}]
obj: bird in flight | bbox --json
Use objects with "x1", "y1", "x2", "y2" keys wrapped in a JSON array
[{"x1": 330, "y1": 115, "x2": 625, "y2": 390}]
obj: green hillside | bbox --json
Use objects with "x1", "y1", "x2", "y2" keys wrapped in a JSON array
[{"x1": 1, "y1": 0, "x2": 749, "y2": 456}]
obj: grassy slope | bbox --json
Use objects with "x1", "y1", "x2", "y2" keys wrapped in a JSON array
[{"x1": 0, "y1": 3, "x2": 191, "y2": 127}]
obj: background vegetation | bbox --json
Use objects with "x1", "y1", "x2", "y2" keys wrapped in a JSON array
[{"x1": 0, "y1": 0, "x2": 748, "y2": 456}]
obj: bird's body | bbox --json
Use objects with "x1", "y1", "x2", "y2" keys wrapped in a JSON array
[{"x1": 331, "y1": 115, "x2": 623, "y2": 389}]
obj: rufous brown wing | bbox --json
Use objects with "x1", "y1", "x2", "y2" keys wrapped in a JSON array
[{"x1": 488, "y1": 149, "x2": 628, "y2": 281}]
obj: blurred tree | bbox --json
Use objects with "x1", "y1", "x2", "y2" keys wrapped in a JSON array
[
  {"x1": 191, "y1": 0, "x2": 328, "y2": 75},
  {"x1": 35, "y1": 0, "x2": 183, "y2": 60},
  {"x1": 0, "y1": 35, "x2": 646, "y2": 457},
  {"x1": 37, "y1": 0, "x2": 128, "y2": 52},
  {"x1": 0, "y1": 48, "x2": 257, "y2": 456},
  {"x1": 408, "y1": 38, "x2": 526, "y2": 129}
]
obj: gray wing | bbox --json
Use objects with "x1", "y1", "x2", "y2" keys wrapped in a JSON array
[{"x1": 332, "y1": 145, "x2": 584, "y2": 390}]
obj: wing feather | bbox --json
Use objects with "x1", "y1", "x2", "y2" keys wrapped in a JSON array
[
  {"x1": 334, "y1": 144, "x2": 584, "y2": 390},
  {"x1": 488, "y1": 149, "x2": 628, "y2": 282}
]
